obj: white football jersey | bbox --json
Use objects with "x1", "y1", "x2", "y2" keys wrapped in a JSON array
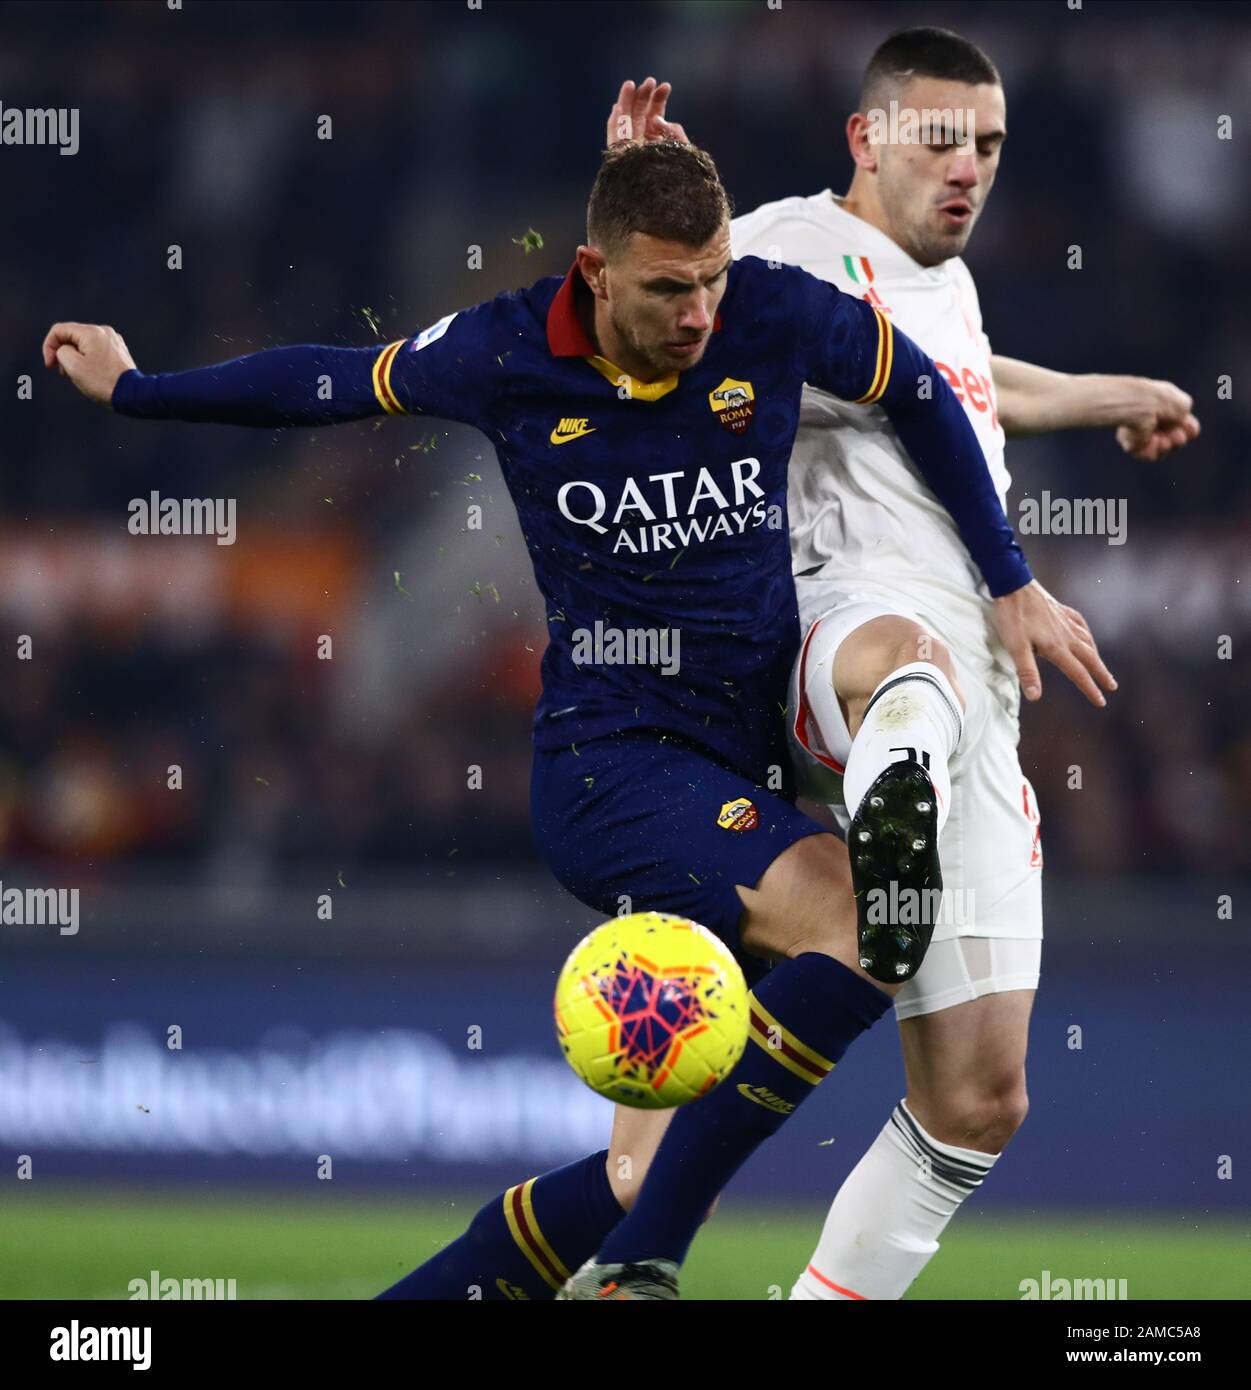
[{"x1": 732, "y1": 190, "x2": 1016, "y2": 698}]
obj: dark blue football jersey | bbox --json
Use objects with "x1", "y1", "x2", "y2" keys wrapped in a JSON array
[
  {"x1": 114, "y1": 255, "x2": 1029, "y2": 780},
  {"x1": 366, "y1": 256, "x2": 1026, "y2": 773}
]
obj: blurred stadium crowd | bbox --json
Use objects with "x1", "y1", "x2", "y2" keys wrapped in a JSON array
[{"x1": 2, "y1": 0, "x2": 1248, "y2": 888}]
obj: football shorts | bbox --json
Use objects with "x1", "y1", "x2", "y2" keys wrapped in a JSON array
[{"x1": 531, "y1": 728, "x2": 829, "y2": 984}]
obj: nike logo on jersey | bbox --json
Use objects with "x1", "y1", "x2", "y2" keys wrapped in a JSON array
[
  {"x1": 737, "y1": 1084, "x2": 796, "y2": 1115},
  {"x1": 550, "y1": 417, "x2": 596, "y2": 445}
]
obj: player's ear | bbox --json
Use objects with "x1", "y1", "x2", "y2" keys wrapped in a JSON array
[
  {"x1": 576, "y1": 245, "x2": 610, "y2": 302},
  {"x1": 847, "y1": 112, "x2": 877, "y2": 172}
]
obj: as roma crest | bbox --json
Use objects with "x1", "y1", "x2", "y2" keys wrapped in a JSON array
[
  {"x1": 717, "y1": 797, "x2": 760, "y2": 832},
  {"x1": 708, "y1": 378, "x2": 756, "y2": 435}
]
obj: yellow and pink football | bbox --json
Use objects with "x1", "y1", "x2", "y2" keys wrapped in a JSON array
[{"x1": 554, "y1": 911, "x2": 749, "y2": 1109}]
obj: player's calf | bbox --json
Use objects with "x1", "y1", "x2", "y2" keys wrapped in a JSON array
[
  {"x1": 606, "y1": 1103, "x2": 671, "y2": 1210},
  {"x1": 795, "y1": 989, "x2": 1035, "y2": 1300},
  {"x1": 900, "y1": 984, "x2": 1034, "y2": 1152},
  {"x1": 606, "y1": 1104, "x2": 722, "y2": 1223},
  {"x1": 792, "y1": 1076, "x2": 1027, "y2": 1302}
]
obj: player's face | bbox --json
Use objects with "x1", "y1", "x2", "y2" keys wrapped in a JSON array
[
  {"x1": 604, "y1": 227, "x2": 732, "y2": 377},
  {"x1": 874, "y1": 78, "x2": 1006, "y2": 267}
]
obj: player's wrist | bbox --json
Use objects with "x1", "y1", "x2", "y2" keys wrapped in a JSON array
[
  {"x1": 992, "y1": 576, "x2": 1036, "y2": 605},
  {"x1": 983, "y1": 551, "x2": 1034, "y2": 601},
  {"x1": 109, "y1": 366, "x2": 147, "y2": 413}
]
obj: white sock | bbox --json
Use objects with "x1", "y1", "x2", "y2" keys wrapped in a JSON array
[
  {"x1": 842, "y1": 662, "x2": 963, "y2": 834},
  {"x1": 790, "y1": 1098, "x2": 997, "y2": 1301}
]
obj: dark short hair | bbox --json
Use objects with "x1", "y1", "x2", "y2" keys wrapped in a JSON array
[
  {"x1": 860, "y1": 27, "x2": 1000, "y2": 110},
  {"x1": 586, "y1": 140, "x2": 733, "y2": 257}
]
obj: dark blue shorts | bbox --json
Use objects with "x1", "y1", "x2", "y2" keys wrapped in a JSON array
[{"x1": 531, "y1": 729, "x2": 828, "y2": 974}]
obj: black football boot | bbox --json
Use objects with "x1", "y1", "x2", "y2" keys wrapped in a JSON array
[{"x1": 848, "y1": 760, "x2": 943, "y2": 983}]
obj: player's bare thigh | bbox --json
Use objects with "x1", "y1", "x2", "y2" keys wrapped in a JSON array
[{"x1": 898, "y1": 988, "x2": 1034, "y2": 1153}]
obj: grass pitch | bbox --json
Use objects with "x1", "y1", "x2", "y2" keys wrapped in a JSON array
[{"x1": 3, "y1": 1188, "x2": 1245, "y2": 1300}]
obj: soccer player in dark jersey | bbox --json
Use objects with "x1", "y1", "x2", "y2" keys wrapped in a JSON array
[{"x1": 45, "y1": 141, "x2": 1107, "y2": 1300}]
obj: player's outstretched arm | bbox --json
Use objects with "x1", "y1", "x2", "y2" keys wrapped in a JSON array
[
  {"x1": 44, "y1": 322, "x2": 403, "y2": 427},
  {"x1": 991, "y1": 355, "x2": 1200, "y2": 460},
  {"x1": 43, "y1": 312, "x2": 485, "y2": 429}
]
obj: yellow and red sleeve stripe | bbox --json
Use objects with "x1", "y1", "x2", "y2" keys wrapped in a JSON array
[
  {"x1": 852, "y1": 307, "x2": 894, "y2": 405},
  {"x1": 501, "y1": 1177, "x2": 572, "y2": 1291},
  {"x1": 747, "y1": 994, "x2": 836, "y2": 1085},
  {"x1": 371, "y1": 339, "x2": 407, "y2": 415}
]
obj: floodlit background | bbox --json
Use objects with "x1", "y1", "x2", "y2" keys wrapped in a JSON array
[{"x1": 1, "y1": 0, "x2": 1248, "y2": 1298}]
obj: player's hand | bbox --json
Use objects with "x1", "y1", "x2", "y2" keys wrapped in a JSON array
[
  {"x1": 1112, "y1": 377, "x2": 1200, "y2": 461},
  {"x1": 606, "y1": 77, "x2": 689, "y2": 147},
  {"x1": 993, "y1": 580, "x2": 1115, "y2": 707},
  {"x1": 41, "y1": 322, "x2": 136, "y2": 405}
]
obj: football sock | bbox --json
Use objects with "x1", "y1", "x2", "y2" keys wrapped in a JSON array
[
  {"x1": 596, "y1": 952, "x2": 891, "y2": 1268},
  {"x1": 791, "y1": 1098, "x2": 998, "y2": 1300},
  {"x1": 375, "y1": 1148, "x2": 623, "y2": 1300},
  {"x1": 842, "y1": 661, "x2": 963, "y2": 834}
]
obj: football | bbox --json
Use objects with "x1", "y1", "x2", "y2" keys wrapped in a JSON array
[{"x1": 553, "y1": 911, "x2": 750, "y2": 1109}]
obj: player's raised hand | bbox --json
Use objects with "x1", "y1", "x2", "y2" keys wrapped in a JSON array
[
  {"x1": 42, "y1": 322, "x2": 136, "y2": 405},
  {"x1": 606, "y1": 78, "x2": 689, "y2": 148},
  {"x1": 1113, "y1": 377, "x2": 1200, "y2": 461},
  {"x1": 993, "y1": 580, "x2": 1116, "y2": 707}
]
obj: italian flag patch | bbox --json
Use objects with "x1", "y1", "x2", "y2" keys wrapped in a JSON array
[{"x1": 842, "y1": 254, "x2": 875, "y2": 285}]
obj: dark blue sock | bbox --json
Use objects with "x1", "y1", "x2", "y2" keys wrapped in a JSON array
[
  {"x1": 376, "y1": 1149, "x2": 624, "y2": 1300},
  {"x1": 598, "y1": 953, "x2": 891, "y2": 1267}
]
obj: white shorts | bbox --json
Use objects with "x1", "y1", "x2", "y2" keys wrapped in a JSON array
[
  {"x1": 892, "y1": 934, "x2": 1041, "y2": 1020},
  {"x1": 787, "y1": 593, "x2": 1044, "y2": 1015}
]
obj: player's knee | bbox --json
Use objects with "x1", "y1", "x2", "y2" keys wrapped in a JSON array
[
  {"x1": 913, "y1": 633, "x2": 959, "y2": 689},
  {"x1": 837, "y1": 617, "x2": 964, "y2": 719},
  {"x1": 884, "y1": 630, "x2": 964, "y2": 714},
  {"x1": 737, "y1": 834, "x2": 859, "y2": 967},
  {"x1": 926, "y1": 1074, "x2": 1029, "y2": 1152},
  {"x1": 751, "y1": 908, "x2": 847, "y2": 962},
  {"x1": 743, "y1": 914, "x2": 892, "y2": 996}
]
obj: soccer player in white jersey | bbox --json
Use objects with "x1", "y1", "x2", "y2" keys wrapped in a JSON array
[{"x1": 610, "y1": 31, "x2": 1199, "y2": 1300}]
